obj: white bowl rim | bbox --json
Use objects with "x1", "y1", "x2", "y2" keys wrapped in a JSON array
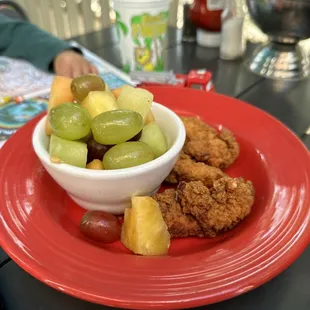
[{"x1": 32, "y1": 102, "x2": 186, "y2": 180}]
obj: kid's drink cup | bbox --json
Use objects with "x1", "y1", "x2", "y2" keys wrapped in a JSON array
[{"x1": 114, "y1": 0, "x2": 170, "y2": 72}]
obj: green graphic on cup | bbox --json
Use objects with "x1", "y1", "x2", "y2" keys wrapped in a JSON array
[
  {"x1": 114, "y1": 0, "x2": 169, "y2": 73},
  {"x1": 115, "y1": 11, "x2": 129, "y2": 40}
]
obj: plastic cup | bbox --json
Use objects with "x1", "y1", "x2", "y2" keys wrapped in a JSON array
[{"x1": 114, "y1": 0, "x2": 170, "y2": 73}]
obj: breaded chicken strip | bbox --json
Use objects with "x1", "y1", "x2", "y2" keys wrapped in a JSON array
[
  {"x1": 166, "y1": 152, "x2": 226, "y2": 187},
  {"x1": 176, "y1": 178, "x2": 254, "y2": 237},
  {"x1": 153, "y1": 189, "x2": 204, "y2": 238},
  {"x1": 181, "y1": 116, "x2": 217, "y2": 141},
  {"x1": 181, "y1": 117, "x2": 240, "y2": 169}
]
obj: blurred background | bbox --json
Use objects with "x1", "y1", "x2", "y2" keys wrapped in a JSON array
[
  {"x1": 9, "y1": 0, "x2": 310, "y2": 55},
  {"x1": 11, "y1": 0, "x2": 267, "y2": 41}
]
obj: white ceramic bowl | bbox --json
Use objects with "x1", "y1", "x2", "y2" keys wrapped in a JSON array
[{"x1": 32, "y1": 102, "x2": 186, "y2": 214}]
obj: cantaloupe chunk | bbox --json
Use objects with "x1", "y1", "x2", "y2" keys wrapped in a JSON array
[
  {"x1": 144, "y1": 111, "x2": 155, "y2": 125},
  {"x1": 45, "y1": 76, "x2": 74, "y2": 135}
]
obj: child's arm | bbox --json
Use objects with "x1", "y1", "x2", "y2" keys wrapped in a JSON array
[{"x1": 0, "y1": 13, "x2": 97, "y2": 76}]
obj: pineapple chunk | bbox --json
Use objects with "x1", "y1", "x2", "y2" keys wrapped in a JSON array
[
  {"x1": 117, "y1": 87, "x2": 153, "y2": 123},
  {"x1": 81, "y1": 91, "x2": 117, "y2": 119},
  {"x1": 121, "y1": 196, "x2": 170, "y2": 256}
]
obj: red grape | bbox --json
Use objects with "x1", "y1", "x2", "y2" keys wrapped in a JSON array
[
  {"x1": 86, "y1": 136, "x2": 111, "y2": 163},
  {"x1": 80, "y1": 210, "x2": 121, "y2": 243},
  {"x1": 128, "y1": 130, "x2": 142, "y2": 141}
]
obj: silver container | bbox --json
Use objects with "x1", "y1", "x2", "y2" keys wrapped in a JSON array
[{"x1": 245, "y1": 0, "x2": 310, "y2": 80}]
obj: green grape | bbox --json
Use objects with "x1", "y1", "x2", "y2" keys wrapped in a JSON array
[
  {"x1": 49, "y1": 102, "x2": 91, "y2": 140},
  {"x1": 103, "y1": 142, "x2": 154, "y2": 169},
  {"x1": 91, "y1": 110, "x2": 143, "y2": 145},
  {"x1": 71, "y1": 74, "x2": 105, "y2": 102},
  {"x1": 49, "y1": 134, "x2": 87, "y2": 168}
]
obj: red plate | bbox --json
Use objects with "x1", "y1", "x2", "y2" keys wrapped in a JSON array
[{"x1": 0, "y1": 87, "x2": 309, "y2": 309}]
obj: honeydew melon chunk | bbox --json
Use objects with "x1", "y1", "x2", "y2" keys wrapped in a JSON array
[
  {"x1": 139, "y1": 122, "x2": 168, "y2": 158},
  {"x1": 49, "y1": 134, "x2": 87, "y2": 168},
  {"x1": 117, "y1": 87, "x2": 153, "y2": 122}
]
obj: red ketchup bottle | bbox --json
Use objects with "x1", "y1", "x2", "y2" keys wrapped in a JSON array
[{"x1": 190, "y1": 0, "x2": 225, "y2": 47}]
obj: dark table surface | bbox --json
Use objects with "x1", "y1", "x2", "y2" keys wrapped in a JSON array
[{"x1": 0, "y1": 27, "x2": 309, "y2": 310}]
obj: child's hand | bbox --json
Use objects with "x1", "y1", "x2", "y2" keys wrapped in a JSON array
[{"x1": 54, "y1": 50, "x2": 98, "y2": 78}]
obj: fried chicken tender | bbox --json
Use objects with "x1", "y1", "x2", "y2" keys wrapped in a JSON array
[
  {"x1": 176, "y1": 178, "x2": 254, "y2": 237},
  {"x1": 181, "y1": 117, "x2": 240, "y2": 169},
  {"x1": 166, "y1": 152, "x2": 226, "y2": 187},
  {"x1": 155, "y1": 117, "x2": 252, "y2": 239},
  {"x1": 153, "y1": 189, "x2": 204, "y2": 238},
  {"x1": 181, "y1": 116, "x2": 217, "y2": 141}
]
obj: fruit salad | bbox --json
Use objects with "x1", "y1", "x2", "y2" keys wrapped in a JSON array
[{"x1": 46, "y1": 74, "x2": 169, "y2": 170}]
